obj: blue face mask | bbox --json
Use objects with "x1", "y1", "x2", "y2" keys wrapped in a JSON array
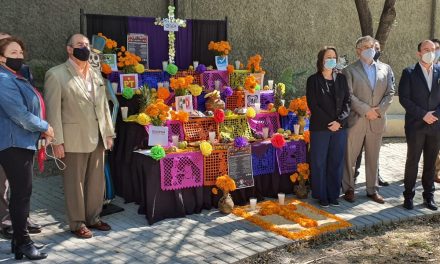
[
  {"x1": 435, "y1": 50, "x2": 440, "y2": 62},
  {"x1": 361, "y1": 48, "x2": 375, "y2": 61},
  {"x1": 324, "y1": 58, "x2": 337, "y2": 70}
]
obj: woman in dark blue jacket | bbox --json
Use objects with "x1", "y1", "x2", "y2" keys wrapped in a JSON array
[
  {"x1": 0, "y1": 37, "x2": 53, "y2": 260},
  {"x1": 306, "y1": 46, "x2": 350, "y2": 207}
]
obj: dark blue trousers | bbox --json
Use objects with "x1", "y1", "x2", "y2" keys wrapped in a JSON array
[{"x1": 310, "y1": 129, "x2": 347, "y2": 202}]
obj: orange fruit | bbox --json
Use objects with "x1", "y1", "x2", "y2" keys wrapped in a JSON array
[{"x1": 267, "y1": 103, "x2": 274, "y2": 110}]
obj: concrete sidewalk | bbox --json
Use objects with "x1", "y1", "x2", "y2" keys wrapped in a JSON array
[{"x1": 0, "y1": 139, "x2": 439, "y2": 264}]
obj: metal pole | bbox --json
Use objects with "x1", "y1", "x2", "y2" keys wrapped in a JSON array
[
  {"x1": 431, "y1": 0, "x2": 437, "y2": 38},
  {"x1": 80, "y1": 8, "x2": 85, "y2": 34},
  {"x1": 225, "y1": 16, "x2": 228, "y2": 41}
]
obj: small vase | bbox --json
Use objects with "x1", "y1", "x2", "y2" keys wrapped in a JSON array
[
  {"x1": 294, "y1": 182, "x2": 309, "y2": 199},
  {"x1": 218, "y1": 192, "x2": 234, "y2": 214},
  {"x1": 298, "y1": 115, "x2": 306, "y2": 135}
]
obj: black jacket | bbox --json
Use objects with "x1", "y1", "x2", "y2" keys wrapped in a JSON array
[
  {"x1": 306, "y1": 72, "x2": 351, "y2": 131},
  {"x1": 399, "y1": 63, "x2": 440, "y2": 133}
]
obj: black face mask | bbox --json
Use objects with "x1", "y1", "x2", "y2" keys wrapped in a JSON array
[
  {"x1": 373, "y1": 51, "x2": 381, "y2": 61},
  {"x1": 72, "y1": 47, "x2": 90, "y2": 61},
  {"x1": 5, "y1": 57, "x2": 24, "y2": 72}
]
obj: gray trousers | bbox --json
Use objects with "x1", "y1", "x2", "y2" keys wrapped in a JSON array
[{"x1": 343, "y1": 118, "x2": 382, "y2": 195}]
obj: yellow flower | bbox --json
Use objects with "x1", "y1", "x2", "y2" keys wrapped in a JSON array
[
  {"x1": 246, "y1": 107, "x2": 256, "y2": 118},
  {"x1": 188, "y1": 84, "x2": 202, "y2": 96},
  {"x1": 200, "y1": 141, "x2": 213, "y2": 156},
  {"x1": 134, "y1": 63, "x2": 145, "y2": 73},
  {"x1": 136, "y1": 113, "x2": 151, "y2": 126},
  {"x1": 290, "y1": 173, "x2": 298, "y2": 183}
]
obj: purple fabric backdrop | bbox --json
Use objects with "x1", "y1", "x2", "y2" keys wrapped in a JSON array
[{"x1": 127, "y1": 17, "x2": 193, "y2": 70}]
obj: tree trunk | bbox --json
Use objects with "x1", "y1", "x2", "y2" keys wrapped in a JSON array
[
  {"x1": 354, "y1": 0, "x2": 374, "y2": 37},
  {"x1": 375, "y1": 0, "x2": 397, "y2": 50}
]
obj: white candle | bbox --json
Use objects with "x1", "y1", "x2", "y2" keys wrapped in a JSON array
[
  {"x1": 278, "y1": 193, "x2": 285, "y2": 205},
  {"x1": 250, "y1": 198, "x2": 257, "y2": 211},
  {"x1": 254, "y1": 103, "x2": 261, "y2": 113},
  {"x1": 268, "y1": 80, "x2": 274, "y2": 90},
  {"x1": 193, "y1": 61, "x2": 199, "y2": 68},
  {"x1": 262, "y1": 127, "x2": 269, "y2": 139},
  {"x1": 209, "y1": 132, "x2": 216, "y2": 144},
  {"x1": 120, "y1": 107, "x2": 128, "y2": 120},
  {"x1": 162, "y1": 61, "x2": 168, "y2": 71},
  {"x1": 157, "y1": 82, "x2": 163, "y2": 88},
  {"x1": 172, "y1": 135, "x2": 179, "y2": 146},
  {"x1": 235, "y1": 60, "x2": 240, "y2": 69},
  {"x1": 294, "y1": 124, "x2": 300, "y2": 135}
]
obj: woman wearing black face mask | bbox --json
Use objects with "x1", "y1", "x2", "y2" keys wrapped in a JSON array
[{"x1": 0, "y1": 37, "x2": 53, "y2": 260}]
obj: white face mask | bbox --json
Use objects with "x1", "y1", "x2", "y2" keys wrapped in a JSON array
[{"x1": 422, "y1": 51, "x2": 436, "y2": 64}]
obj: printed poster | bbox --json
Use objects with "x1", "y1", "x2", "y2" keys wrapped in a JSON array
[{"x1": 127, "y1": 33, "x2": 149, "y2": 68}]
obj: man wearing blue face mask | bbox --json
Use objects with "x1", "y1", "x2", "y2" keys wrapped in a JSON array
[
  {"x1": 399, "y1": 40, "x2": 440, "y2": 211},
  {"x1": 342, "y1": 36, "x2": 395, "y2": 204}
]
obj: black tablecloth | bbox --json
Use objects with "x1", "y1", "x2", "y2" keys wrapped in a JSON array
[{"x1": 110, "y1": 94, "x2": 296, "y2": 224}]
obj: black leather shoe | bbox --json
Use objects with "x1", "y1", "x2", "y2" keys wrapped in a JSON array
[
  {"x1": 378, "y1": 175, "x2": 389, "y2": 186},
  {"x1": 403, "y1": 199, "x2": 414, "y2": 210},
  {"x1": 14, "y1": 242, "x2": 47, "y2": 260},
  {"x1": 424, "y1": 199, "x2": 438, "y2": 211},
  {"x1": 1, "y1": 227, "x2": 13, "y2": 239},
  {"x1": 27, "y1": 219, "x2": 42, "y2": 234}
]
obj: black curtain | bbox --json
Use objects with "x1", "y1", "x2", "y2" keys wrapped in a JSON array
[
  {"x1": 192, "y1": 19, "x2": 227, "y2": 67},
  {"x1": 86, "y1": 14, "x2": 128, "y2": 49}
]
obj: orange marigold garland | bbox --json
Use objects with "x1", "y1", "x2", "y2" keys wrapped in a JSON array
[
  {"x1": 303, "y1": 131, "x2": 310, "y2": 144},
  {"x1": 170, "y1": 76, "x2": 194, "y2": 96}
]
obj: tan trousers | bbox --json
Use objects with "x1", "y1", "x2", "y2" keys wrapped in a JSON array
[
  {"x1": 343, "y1": 118, "x2": 383, "y2": 195},
  {"x1": 63, "y1": 140, "x2": 105, "y2": 231}
]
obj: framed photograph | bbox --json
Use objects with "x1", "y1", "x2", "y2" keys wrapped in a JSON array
[
  {"x1": 100, "y1": 54, "x2": 118, "y2": 71},
  {"x1": 175, "y1": 95, "x2": 193, "y2": 113}
]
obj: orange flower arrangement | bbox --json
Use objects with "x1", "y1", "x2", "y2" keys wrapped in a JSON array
[
  {"x1": 277, "y1": 106, "x2": 289, "y2": 117},
  {"x1": 117, "y1": 46, "x2": 142, "y2": 74},
  {"x1": 244, "y1": 75, "x2": 257, "y2": 94},
  {"x1": 157, "y1": 87, "x2": 171, "y2": 100},
  {"x1": 289, "y1": 96, "x2": 309, "y2": 116},
  {"x1": 227, "y1": 64, "x2": 235, "y2": 74},
  {"x1": 290, "y1": 162, "x2": 310, "y2": 185},
  {"x1": 215, "y1": 174, "x2": 237, "y2": 193},
  {"x1": 208, "y1": 41, "x2": 232, "y2": 56},
  {"x1": 145, "y1": 99, "x2": 170, "y2": 126},
  {"x1": 98, "y1": 33, "x2": 118, "y2": 54},
  {"x1": 101, "y1": 63, "x2": 112, "y2": 75},
  {"x1": 170, "y1": 76, "x2": 194, "y2": 96},
  {"x1": 247, "y1": 54, "x2": 264, "y2": 73},
  {"x1": 170, "y1": 110, "x2": 189, "y2": 123}
]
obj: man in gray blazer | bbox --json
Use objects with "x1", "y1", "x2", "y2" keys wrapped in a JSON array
[{"x1": 342, "y1": 36, "x2": 395, "y2": 204}]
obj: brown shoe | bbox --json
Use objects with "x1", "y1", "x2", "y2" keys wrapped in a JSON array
[
  {"x1": 71, "y1": 226, "x2": 93, "y2": 239},
  {"x1": 367, "y1": 193, "x2": 385, "y2": 204},
  {"x1": 87, "y1": 221, "x2": 111, "y2": 231},
  {"x1": 343, "y1": 190, "x2": 355, "y2": 203}
]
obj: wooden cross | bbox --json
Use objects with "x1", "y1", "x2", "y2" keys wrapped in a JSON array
[{"x1": 155, "y1": 5, "x2": 186, "y2": 64}]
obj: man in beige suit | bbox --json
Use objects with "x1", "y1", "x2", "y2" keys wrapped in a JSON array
[
  {"x1": 44, "y1": 34, "x2": 115, "y2": 239},
  {"x1": 342, "y1": 36, "x2": 395, "y2": 204}
]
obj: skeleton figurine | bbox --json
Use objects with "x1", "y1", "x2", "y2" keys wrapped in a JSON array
[{"x1": 204, "y1": 90, "x2": 225, "y2": 112}]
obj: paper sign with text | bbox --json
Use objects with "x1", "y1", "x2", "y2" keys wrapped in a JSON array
[
  {"x1": 119, "y1": 74, "x2": 139, "y2": 92},
  {"x1": 148, "y1": 126, "x2": 169, "y2": 146}
]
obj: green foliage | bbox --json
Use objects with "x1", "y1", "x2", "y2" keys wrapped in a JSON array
[{"x1": 277, "y1": 67, "x2": 308, "y2": 102}]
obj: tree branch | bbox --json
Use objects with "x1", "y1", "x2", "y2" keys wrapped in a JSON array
[
  {"x1": 375, "y1": 0, "x2": 397, "y2": 50},
  {"x1": 354, "y1": 0, "x2": 374, "y2": 36}
]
